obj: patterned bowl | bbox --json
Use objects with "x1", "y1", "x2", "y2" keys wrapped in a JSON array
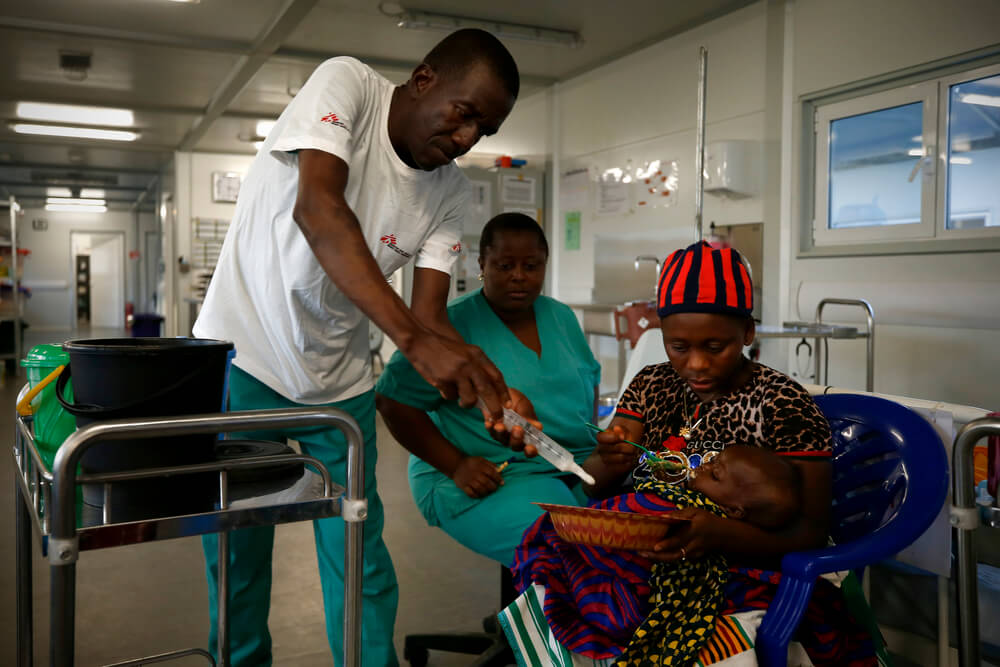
[{"x1": 535, "y1": 502, "x2": 687, "y2": 551}]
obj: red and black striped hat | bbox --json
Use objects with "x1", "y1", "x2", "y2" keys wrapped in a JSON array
[{"x1": 657, "y1": 241, "x2": 753, "y2": 318}]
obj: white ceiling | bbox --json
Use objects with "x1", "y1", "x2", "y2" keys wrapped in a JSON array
[{"x1": 0, "y1": 0, "x2": 753, "y2": 210}]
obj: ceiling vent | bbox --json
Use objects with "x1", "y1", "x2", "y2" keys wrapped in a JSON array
[{"x1": 59, "y1": 50, "x2": 92, "y2": 81}]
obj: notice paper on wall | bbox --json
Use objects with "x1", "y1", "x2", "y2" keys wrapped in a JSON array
[
  {"x1": 501, "y1": 174, "x2": 536, "y2": 206},
  {"x1": 470, "y1": 180, "x2": 491, "y2": 226},
  {"x1": 564, "y1": 211, "x2": 581, "y2": 250},
  {"x1": 597, "y1": 180, "x2": 629, "y2": 216}
]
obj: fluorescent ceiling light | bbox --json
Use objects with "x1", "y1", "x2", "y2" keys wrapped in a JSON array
[
  {"x1": 46, "y1": 187, "x2": 72, "y2": 197},
  {"x1": 80, "y1": 188, "x2": 105, "y2": 198},
  {"x1": 17, "y1": 102, "x2": 134, "y2": 127},
  {"x1": 11, "y1": 124, "x2": 139, "y2": 142},
  {"x1": 395, "y1": 9, "x2": 582, "y2": 48},
  {"x1": 907, "y1": 148, "x2": 924, "y2": 156},
  {"x1": 47, "y1": 197, "x2": 106, "y2": 206},
  {"x1": 46, "y1": 204, "x2": 107, "y2": 213},
  {"x1": 959, "y1": 93, "x2": 1000, "y2": 108},
  {"x1": 950, "y1": 156, "x2": 973, "y2": 165},
  {"x1": 256, "y1": 120, "x2": 276, "y2": 137},
  {"x1": 911, "y1": 135, "x2": 922, "y2": 142}
]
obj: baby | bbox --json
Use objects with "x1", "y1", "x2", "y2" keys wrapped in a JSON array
[
  {"x1": 685, "y1": 444, "x2": 801, "y2": 530},
  {"x1": 512, "y1": 445, "x2": 802, "y2": 661}
]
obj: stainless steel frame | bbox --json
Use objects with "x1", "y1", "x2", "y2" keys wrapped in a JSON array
[
  {"x1": 13, "y1": 404, "x2": 367, "y2": 667},
  {"x1": 950, "y1": 416, "x2": 1000, "y2": 667},
  {"x1": 694, "y1": 46, "x2": 708, "y2": 242},
  {"x1": 815, "y1": 297, "x2": 875, "y2": 392}
]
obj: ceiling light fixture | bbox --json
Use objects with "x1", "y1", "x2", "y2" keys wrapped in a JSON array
[
  {"x1": 11, "y1": 123, "x2": 139, "y2": 142},
  {"x1": 47, "y1": 197, "x2": 107, "y2": 206},
  {"x1": 959, "y1": 93, "x2": 1000, "y2": 108},
  {"x1": 17, "y1": 102, "x2": 134, "y2": 127},
  {"x1": 46, "y1": 187, "x2": 73, "y2": 198},
  {"x1": 79, "y1": 188, "x2": 106, "y2": 198},
  {"x1": 45, "y1": 204, "x2": 107, "y2": 213},
  {"x1": 393, "y1": 7, "x2": 582, "y2": 48}
]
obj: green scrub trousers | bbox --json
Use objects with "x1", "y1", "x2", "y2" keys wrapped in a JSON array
[{"x1": 202, "y1": 366, "x2": 398, "y2": 667}]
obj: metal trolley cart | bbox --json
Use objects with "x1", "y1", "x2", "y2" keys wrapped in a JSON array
[
  {"x1": 13, "y1": 400, "x2": 368, "y2": 667},
  {"x1": 951, "y1": 415, "x2": 1000, "y2": 667}
]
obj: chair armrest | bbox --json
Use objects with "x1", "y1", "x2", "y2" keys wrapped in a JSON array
[{"x1": 780, "y1": 537, "x2": 900, "y2": 581}]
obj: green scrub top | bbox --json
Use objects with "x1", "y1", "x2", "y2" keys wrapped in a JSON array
[{"x1": 375, "y1": 289, "x2": 600, "y2": 523}]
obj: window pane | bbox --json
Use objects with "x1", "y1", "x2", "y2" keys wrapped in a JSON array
[
  {"x1": 828, "y1": 102, "x2": 924, "y2": 229},
  {"x1": 947, "y1": 73, "x2": 1000, "y2": 230}
]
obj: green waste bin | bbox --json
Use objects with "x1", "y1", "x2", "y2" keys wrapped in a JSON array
[{"x1": 21, "y1": 344, "x2": 82, "y2": 519}]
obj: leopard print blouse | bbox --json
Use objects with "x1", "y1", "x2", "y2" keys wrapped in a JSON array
[{"x1": 616, "y1": 361, "x2": 832, "y2": 484}]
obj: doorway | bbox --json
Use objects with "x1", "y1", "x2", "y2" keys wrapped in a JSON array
[{"x1": 70, "y1": 231, "x2": 126, "y2": 331}]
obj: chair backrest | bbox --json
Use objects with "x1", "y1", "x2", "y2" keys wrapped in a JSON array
[{"x1": 814, "y1": 394, "x2": 949, "y2": 547}]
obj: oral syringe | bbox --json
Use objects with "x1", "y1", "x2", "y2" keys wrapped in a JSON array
[{"x1": 492, "y1": 404, "x2": 596, "y2": 486}]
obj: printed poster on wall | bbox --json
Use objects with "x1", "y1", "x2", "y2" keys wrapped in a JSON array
[
  {"x1": 597, "y1": 180, "x2": 629, "y2": 216},
  {"x1": 501, "y1": 174, "x2": 536, "y2": 206},
  {"x1": 564, "y1": 211, "x2": 581, "y2": 250}
]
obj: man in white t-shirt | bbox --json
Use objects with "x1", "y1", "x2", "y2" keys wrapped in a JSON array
[{"x1": 194, "y1": 29, "x2": 520, "y2": 666}]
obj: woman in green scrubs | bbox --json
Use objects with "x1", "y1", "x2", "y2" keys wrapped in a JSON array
[{"x1": 376, "y1": 213, "x2": 599, "y2": 565}]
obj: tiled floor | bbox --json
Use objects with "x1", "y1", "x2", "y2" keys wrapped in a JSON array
[{"x1": 0, "y1": 328, "x2": 502, "y2": 666}]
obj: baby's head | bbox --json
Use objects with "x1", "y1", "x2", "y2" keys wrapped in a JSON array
[{"x1": 687, "y1": 445, "x2": 800, "y2": 529}]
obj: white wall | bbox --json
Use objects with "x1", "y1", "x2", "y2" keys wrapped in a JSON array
[
  {"x1": 20, "y1": 207, "x2": 142, "y2": 332},
  {"x1": 539, "y1": 0, "x2": 1000, "y2": 408},
  {"x1": 169, "y1": 151, "x2": 255, "y2": 336},
  {"x1": 787, "y1": 0, "x2": 1000, "y2": 408},
  {"x1": 548, "y1": 2, "x2": 776, "y2": 386}
]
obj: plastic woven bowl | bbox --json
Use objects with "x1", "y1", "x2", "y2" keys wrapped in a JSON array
[{"x1": 535, "y1": 502, "x2": 687, "y2": 551}]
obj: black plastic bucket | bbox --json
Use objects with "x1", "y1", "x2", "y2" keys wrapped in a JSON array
[{"x1": 55, "y1": 337, "x2": 235, "y2": 522}]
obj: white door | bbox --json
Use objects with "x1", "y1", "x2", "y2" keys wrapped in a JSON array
[{"x1": 89, "y1": 234, "x2": 125, "y2": 328}]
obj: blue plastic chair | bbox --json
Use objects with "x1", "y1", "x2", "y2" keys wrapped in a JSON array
[{"x1": 756, "y1": 394, "x2": 950, "y2": 666}]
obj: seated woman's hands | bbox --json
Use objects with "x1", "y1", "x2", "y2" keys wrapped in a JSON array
[{"x1": 452, "y1": 455, "x2": 505, "y2": 498}]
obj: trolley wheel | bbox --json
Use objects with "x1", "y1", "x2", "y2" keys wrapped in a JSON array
[{"x1": 403, "y1": 644, "x2": 429, "y2": 667}]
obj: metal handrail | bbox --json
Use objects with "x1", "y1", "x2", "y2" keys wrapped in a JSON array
[{"x1": 950, "y1": 416, "x2": 1000, "y2": 667}]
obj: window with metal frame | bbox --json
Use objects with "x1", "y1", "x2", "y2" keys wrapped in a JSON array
[{"x1": 810, "y1": 62, "x2": 1000, "y2": 250}]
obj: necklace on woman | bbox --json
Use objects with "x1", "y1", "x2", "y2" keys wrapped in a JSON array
[{"x1": 680, "y1": 389, "x2": 706, "y2": 440}]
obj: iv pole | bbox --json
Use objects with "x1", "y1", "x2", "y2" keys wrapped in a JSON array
[{"x1": 694, "y1": 46, "x2": 708, "y2": 242}]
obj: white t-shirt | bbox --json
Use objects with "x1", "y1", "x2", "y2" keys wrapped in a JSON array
[{"x1": 194, "y1": 57, "x2": 470, "y2": 404}]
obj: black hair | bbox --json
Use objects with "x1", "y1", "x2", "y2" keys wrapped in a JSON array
[
  {"x1": 479, "y1": 212, "x2": 548, "y2": 258},
  {"x1": 422, "y1": 28, "x2": 520, "y2": 99}
]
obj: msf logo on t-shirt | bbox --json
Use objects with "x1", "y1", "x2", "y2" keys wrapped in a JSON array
[
  {"x1": 380, "y1": 234, "x2": 412, "y2": 258},
  {"x1": 320, "y1": 112, "x2": 347, "y2": 130},
  {"x1": 449, "y1": 242, "x2": 462, "y2": 256}
]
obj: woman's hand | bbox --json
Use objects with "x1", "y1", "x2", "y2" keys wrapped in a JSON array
[
  {"x1": 594, "y1": 425, "x2": 639, "y2": 471},
  {"x1": 451, "y1": 456, "x2": 505, "y2": 498},
  {"x1": 485, "y1": 387, "x2": 540, "y2": 457},
  {"x1": 639, "y1": 507, "x2": 729, "y2": 562}
]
